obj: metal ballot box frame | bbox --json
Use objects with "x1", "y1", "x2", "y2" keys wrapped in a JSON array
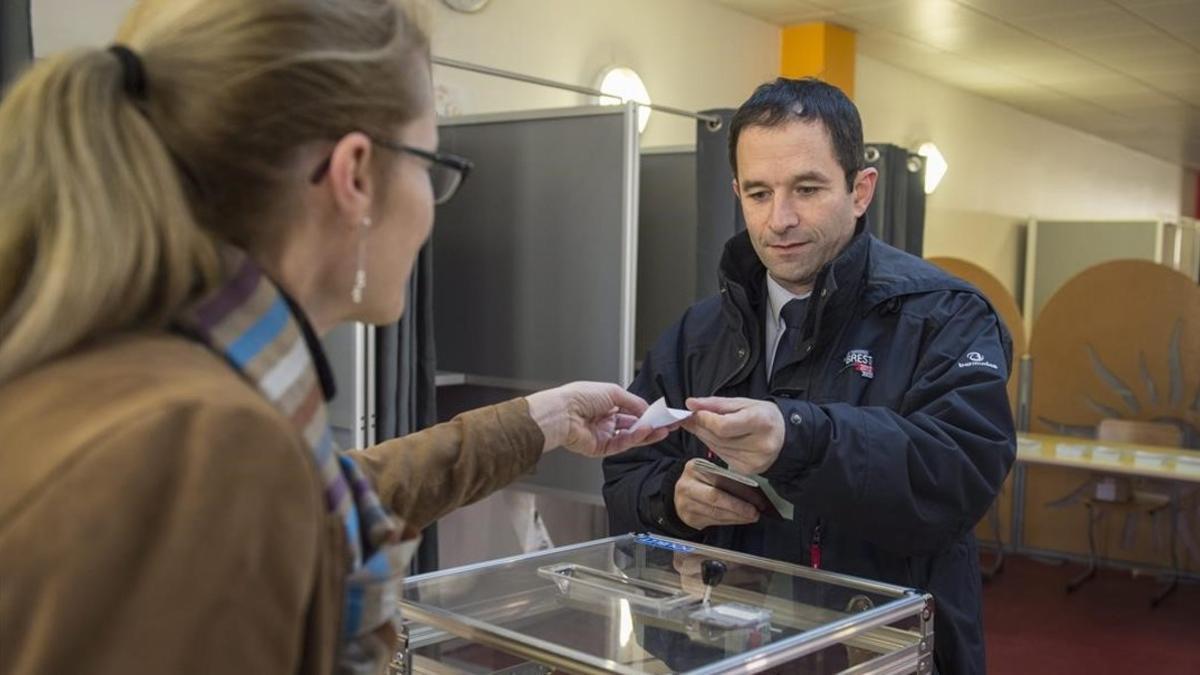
[{"x1": 394, "y1": 535, "x2": 934, "y2": 675}]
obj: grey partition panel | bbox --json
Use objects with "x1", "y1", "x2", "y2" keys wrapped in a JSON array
[
  {"x1": 323, "y1": 322, "x2": 373, "y2": 450},
  {"x1": 637, "y1": 148, "x2": 697, "y2": 360},
  {"x1": 324, "y1": 323, "x2": 357, "y2": 449},
  {"x1": 434, "y1": 105, "x2": 639, "y2": 502},
  {"x1": 1028, "y1": 220, "x2": 1161, "y2": 321},
  {"x1": 434, "y1": 106, "x2": 635, "y2": 388},
  {"x1": 1164, "y1": 219, "x2": 1200, "y2": 282},
  {"x1": 1, "y1": 0, "x2": 33, "y2": 94}
]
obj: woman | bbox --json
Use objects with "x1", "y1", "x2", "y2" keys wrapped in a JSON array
[{"x1": 0, "y1": 1, "x2": 668, "y2": 673}]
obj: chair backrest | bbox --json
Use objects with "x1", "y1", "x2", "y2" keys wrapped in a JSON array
[{"x1": 1096, "y1": 419, "x2": 1183, "y2": 447}]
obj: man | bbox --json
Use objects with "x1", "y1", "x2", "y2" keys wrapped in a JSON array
[{"x1": 603, "y1": 78, "x2": 1015, "y2": 674}]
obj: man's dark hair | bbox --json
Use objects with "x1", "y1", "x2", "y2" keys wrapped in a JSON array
[{"x1": 728, "y1": 77, "x2": 864, "y2": 191}]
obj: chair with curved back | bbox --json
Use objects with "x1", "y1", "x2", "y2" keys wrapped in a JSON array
[{"x1": 1065, "y1": 419, "x2": 1185, "y2": 607}]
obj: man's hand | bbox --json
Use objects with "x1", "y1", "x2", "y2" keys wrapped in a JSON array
[
  {"x1": 681, "y1": 397, "x2": 785, "y2": 475},
  {"x1": 674, "y1": 458, "x2": 760, "y2": 531}
]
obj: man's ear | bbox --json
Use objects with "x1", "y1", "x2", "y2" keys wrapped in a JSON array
[
  {"x1": 325, "y1": 132, "x2": 376, "y2": 225},
  {"x1": 731, "y1": 177, "x2": 741, "y2": 201},
  {"x1": 851, "y1": 167, "x2": 878, "y2": 218}
]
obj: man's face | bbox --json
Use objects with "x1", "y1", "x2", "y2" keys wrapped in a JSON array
[{"x1": 733, "y1": 120, "x2": 876, "y2": 295}]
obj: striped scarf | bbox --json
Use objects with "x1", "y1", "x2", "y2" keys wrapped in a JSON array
[{"x1": 177, "y1": 249, "x2": 415, "y2": 674}]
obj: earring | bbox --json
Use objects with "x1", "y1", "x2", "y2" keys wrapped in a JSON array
[{"x1": 351, "y1": 216, "x2": 371, "y2": 304}]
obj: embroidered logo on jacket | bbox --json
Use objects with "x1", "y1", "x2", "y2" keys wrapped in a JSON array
[
  {"x1": 958, "y1": 351, "x2": 1000, "y2": 370},
  {"x1": 844, "y1": 349, "x2": 875, "y2": 379}
]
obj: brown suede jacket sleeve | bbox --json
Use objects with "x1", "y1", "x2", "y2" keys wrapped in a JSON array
[
  {"x1": 348, "y1": 398, "x2": 545, "y2": 531},
  {"x1": 0, "y1": 399, "x2": 323, "y2": 675}
]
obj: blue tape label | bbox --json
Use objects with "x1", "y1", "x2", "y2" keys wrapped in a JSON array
[{"x1": 634, "y1": 534, "x2": 695, "y2": 553}]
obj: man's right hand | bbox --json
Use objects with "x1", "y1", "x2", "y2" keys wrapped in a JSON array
[{"x1": 674, "y1": 458, "x2": 761, "y2": 530}]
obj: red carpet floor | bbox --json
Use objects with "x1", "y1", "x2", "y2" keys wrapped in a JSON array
[{"x1": 982, "y1": 554, "x2": 1200, "y2": 674}]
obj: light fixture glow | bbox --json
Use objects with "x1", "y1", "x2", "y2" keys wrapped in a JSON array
[
  {"x1": 917, "y1": 142, "x2": 948, "y2": 194},
  {"x1": 597, "y1": 66, "x2": 651, "y2": 134}
]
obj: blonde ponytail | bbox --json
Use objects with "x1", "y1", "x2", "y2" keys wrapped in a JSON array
[
  {"x1": 0, "y1": 0, "x2": 431, "y2": 384},
  {"x1": 0, "y1": 49, "x2": 219, "y2": 384}
]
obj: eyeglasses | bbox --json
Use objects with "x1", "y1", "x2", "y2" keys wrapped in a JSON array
[{"x1": 309, "y1": 136, "x2": 473, "y2": 205}]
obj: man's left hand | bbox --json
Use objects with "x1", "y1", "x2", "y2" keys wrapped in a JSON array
[{"x1": 681, "y1": 397, "x2": 785, "y2": 475}]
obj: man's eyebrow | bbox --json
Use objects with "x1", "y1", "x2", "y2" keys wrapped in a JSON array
[{"x1": 740, "y1": 171, "x2": 831, "y2": 190}]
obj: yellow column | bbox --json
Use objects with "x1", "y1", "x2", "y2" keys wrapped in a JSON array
[{"x1": 781, "y1": 22, "x2": 856, "y2": 98}]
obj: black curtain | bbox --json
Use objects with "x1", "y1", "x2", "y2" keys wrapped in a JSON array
[
  {"x1": 863, "y1": 143, "x2": 927, "y2": 255},
  {"x1": 1, "y1": 0, "x2": 34, "y2": 95},
  {"x1": 694, "y1": 109, "x2": 743, "y2": 301},
  {"x1": 375, "y1": 243, "x2": 440, "y2": 574}
]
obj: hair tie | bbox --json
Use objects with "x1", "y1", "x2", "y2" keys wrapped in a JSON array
[{"x1": 107, "y1": 44, "x2": 147, "y2": 99}]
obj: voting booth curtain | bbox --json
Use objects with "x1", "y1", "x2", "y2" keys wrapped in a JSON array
[{"x1": 375, "y1": 244, "x2": 440, "y2": 574}]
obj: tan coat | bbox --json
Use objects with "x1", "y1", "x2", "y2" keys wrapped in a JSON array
[{"x1": 0, "y1": 333, "x2": 544, "y2": 675}]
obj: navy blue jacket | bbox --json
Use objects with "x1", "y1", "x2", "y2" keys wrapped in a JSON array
[{"x1": 603, "y1": 228, "x2": 1015, "y2": 674}]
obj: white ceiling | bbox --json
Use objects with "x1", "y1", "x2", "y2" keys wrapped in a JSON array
[{"x1": 709, "y1": 0, "x2": 1200, "y2": 170}]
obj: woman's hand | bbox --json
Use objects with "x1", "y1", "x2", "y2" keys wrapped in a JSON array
[{"x1": 525, "y1": 382, "x2": 672, "y2": 457}]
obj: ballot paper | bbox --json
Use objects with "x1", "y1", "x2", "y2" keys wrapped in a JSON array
[{"x1": 631, "y1": 396, "x2": 693, "y2": 431}]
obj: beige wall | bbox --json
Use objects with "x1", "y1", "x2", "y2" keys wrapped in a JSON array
[
  {"x1": 31, "y1": 0, "x2": 135, "y2": 55},
  {"x1": 427, "y1": 0, "x2": 779, "y2": 148},
  {"x1": 32, "y1": 0, "x2": 780, "y2": 149},
  {"x1": 855, "y1": 55, "x2": 1188, "y2": 298}
]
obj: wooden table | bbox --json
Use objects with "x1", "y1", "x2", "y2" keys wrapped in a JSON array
[
  {"x1": 1000, "y1": 433, "x2": 1200, "y2": 598},
  {"x1": 1016, "y1": 433, "x2": 1200, "y2": 485}
]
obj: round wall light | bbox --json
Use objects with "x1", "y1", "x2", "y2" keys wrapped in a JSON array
[
  {"x1": 596, "y1": 66, "x2": 652, "y2": 134},
  {"x1": 917, "y1": 142, "x2": 948, "y2": 194}
]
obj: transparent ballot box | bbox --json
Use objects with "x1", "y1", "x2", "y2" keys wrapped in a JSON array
[{"x1": 393, "y1": 534, "x2": 934, "y2": 674}]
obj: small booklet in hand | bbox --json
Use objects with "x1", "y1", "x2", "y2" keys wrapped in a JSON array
[{"x1": 691, "y1": 458, "x2": 794, "y2": 521}]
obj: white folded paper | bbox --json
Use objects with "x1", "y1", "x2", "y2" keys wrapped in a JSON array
[
  {"x1": 1054, "y1": 443, "x2": 1087, "y2": 460},
  {"x1": 631, "y1": 396, "x2": 693, "y2": 431},
  {"x1": 1176, "y1": 456, "x2": 1200, "y2": 476}
]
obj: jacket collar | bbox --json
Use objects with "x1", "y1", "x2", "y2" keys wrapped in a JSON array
[
  {"x1": 718, "y1": 216, "x2": 871, "y2": 323},
  {"x1": 279, "y1": 291, "x2": 337, "y2": 402},
  {"x1": 172, "y1": 251, "x2": 336, "y2": 402},
  {"x1": 713, "y1": 219, "x2": 871, "y2": 384}
]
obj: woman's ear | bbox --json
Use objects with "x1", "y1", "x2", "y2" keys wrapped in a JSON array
[{"x1": 325, "y1": 132, "x2": 376, "y2": 225}]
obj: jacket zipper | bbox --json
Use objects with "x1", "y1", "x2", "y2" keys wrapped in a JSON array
[
  {"x1": 710, "y1": 358, "x2": 745, "y2": 396},
  {"x1": 699, "y1": 338, "x2": 752, "y2": 463},
  {"x1": 710, "y1": 281, "x2": 756, "y2": 398},
  {"x1": 810, "y1": 520, "x2": 824, "y2": 569},
  {"x1": 708, "y1": 333, "x2": 751, "y2": 396}
]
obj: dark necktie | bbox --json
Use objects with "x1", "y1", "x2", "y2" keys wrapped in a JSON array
[{"x1": 771, "y1": 297, "x2": 810, "y2": 381}]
